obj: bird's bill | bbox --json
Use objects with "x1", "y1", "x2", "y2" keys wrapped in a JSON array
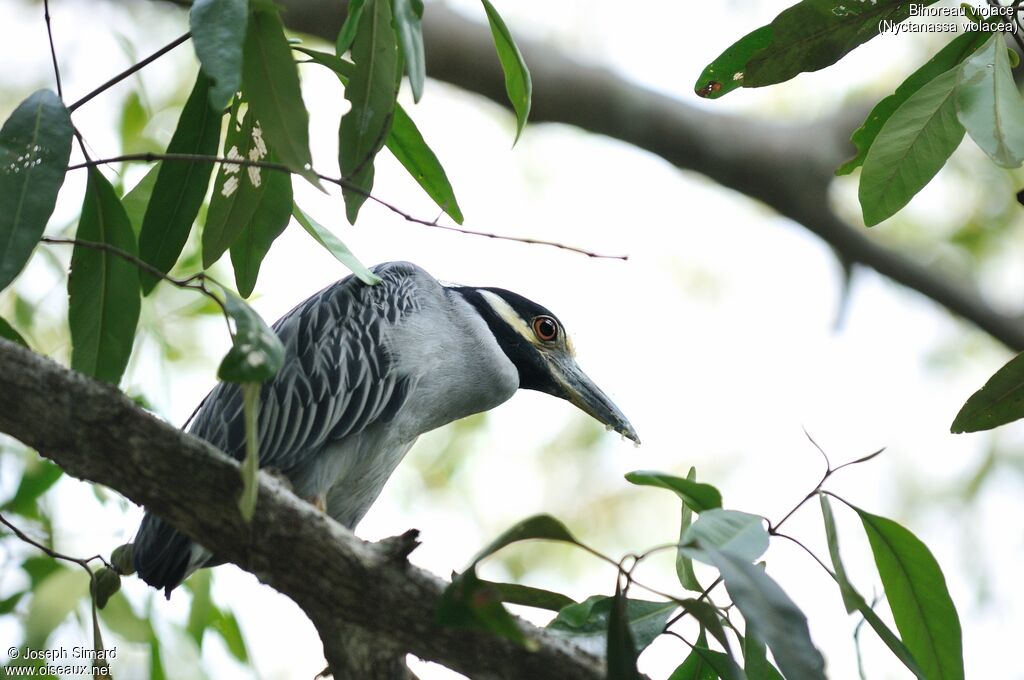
[{"x1": 547, "y1": 354, "x2": 640, "y2": 444}]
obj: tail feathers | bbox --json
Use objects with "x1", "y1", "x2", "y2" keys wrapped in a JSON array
[{"x1": 133, "y1": 513, "x2": 209, "y2": 597}]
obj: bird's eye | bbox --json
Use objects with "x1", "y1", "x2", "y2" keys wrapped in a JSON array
[{"x1": 532, "y1": 316, "x2": 559, "y2": 342}]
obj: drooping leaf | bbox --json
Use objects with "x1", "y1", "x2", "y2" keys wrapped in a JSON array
[
  {"x1": 243, "y1": 7, "x2": 316, "y2": 183},
  {"x1": 216, "y1": 288, "x2": 284, "y2": 383},
  {"x1": 335, "y1": 0, "x2": 366, "y2": 55},
  {"x1": 393, "y1": 0, "x2": 426, "y2": 102},
  {"x1": 292, "y1": 204, "x2": 381, "y2": 285},
  {"x1": 743, "y1": 627, "x2": 784, "y2": 680},
  {"x1": 138, "y1": 72, "x2": 221, "y2": 293},
  {"x1": 859, "y1": 67, "x2": 964, "y2": 226},
  {"x1": 339, "y1": 0, "x2": 400, "y2": 223},
  {"x1": 820, "y1": 496, "x2": 927, "y2": 679},
  {"x1": 854, "y1": 506, "x2": 964, "y2": 680},
  {"x1": 98, "y1": 592, "x2": 152, "y2": 643},
  {"x1": 212, "y1": 609, "x2": 250, "y2": 663},
  {"x1": 677, "y1": 598, "x2": 739, "y2": 673},
  {"x1": 69, "y1": 167, "x2": 142, "y2": 385},
  {"x1": 185, "y1": 568, "x2": 213, "y2": 647},
  {"x1": 0, "y1": 90, "x2": 73, "y2": 292},
  {"x1": 295, "y1": 47, "x2": 464, "y2": 223},
  {"x1": 743, "y1": 0, "x2": 940, "y2": 89},
  {"x1": 681, "y1": 509, "x2": 769, "y2": 564},
  {"x1": 957, "y1": 34, "x2": 1024, "y2": 168},
  {"x1": 952, "y1": 350, "x2": 1024, "y2": 432},
  {"x1": 695, "y1": 26, "x2": 772, "y2": 99},
  {"x1": 676, "y1": 468, "x2": 702, "y2": 591},
  {"x1": 548, "y1": 594, "x2": 676, "y2": 655},
  {"x1": 701, "y1": 543, "x2": 827, "y2": 680},
  {"x1": 25, "y1": 567, "x2": 89, "y2": 648},
  {"x1": 436, "y1": 567, "x2": 532, "y2": 648},
  {"x1": 625, "y1": 470, "x2": 722, "y2": 512},
  {"x1": 230, "y1": 154, "x2": 293, "y2": 297},
  {"x1": 475, "y1": 580, "x2": 575, "y2": 612},
  {"x1": 121, "y1": 164, "x2": 161, "y2": 236},
  {"x1": 0, "y1": 316, "x2": 28, "y2": 347},
  {"x1": 606, "y1": 582, "x2": 641, "y2": 680},
  {"x1": 670, "y1": 646, "x2": 735, "y2": 680},
  {"x1": 238, "y1": 383, "x2": 259, "y2": 520},
  {"x1": 205, "y1": 108, "x2": 279, "y2": 268},
  {"x1": 479, "y1": 0, "x2": 532, "y2": 142},
  {"x1": 837, "y1": 29, "x2": 991, "y2": 175},
  {"x1": 190, "y1": 0, "x2": 248, "y2": 110}
]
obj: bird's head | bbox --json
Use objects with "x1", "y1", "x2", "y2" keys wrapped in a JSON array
[{"x1": 452, "y1": 286, "x2": 640, "y2": 444}]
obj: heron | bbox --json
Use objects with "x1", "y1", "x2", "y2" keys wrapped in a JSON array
[{"x1": 133, "y1": 261, "x2": 638, "y2": 595}]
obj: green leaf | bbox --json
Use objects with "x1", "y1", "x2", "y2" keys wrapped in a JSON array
[
  {"x1": 677, "y1": 598, "x2": 739, "y2": 674},
  {"x1": 952, "y1": 350, "x2": 1024, "y2": 432},
  {"x1": 743, "y1": 627, "x2": 784, "y2": 680},
  {"x1": 25, "y1": 567, "x2": 89, "y2": 648},
  {"x1": 677, "y1": 468, "x2": 702, "y2": 591},
  {"x1": 212, "y1": 609, "x2": 250, "y2": 663},
  {"x1": 138, "y1": 72, "x2": 221, "y2": 293},
  {"x1": 229, "y1": 155, "x2": 293, "y2": 297},
  {"x1": 819, "y1": 494, "x2": 858, "y2": 614},
  {"x1": 467, "y1": 514, "x2": 580, "y2": 567},
  {"x1": 121, "y1": 164, "x2": 161, "y2": 236},
  {"x1": 957, "y1": 34, "x2": 1024, "y2": 168},
  {"x1": 185, "y1": 568, "x2": 213, "y2": 647},
  {"x1": 339, "y1": 0, "x2": 400, "y2": 223},
  {"x1": 69, "y1": 167, "x2": 142, "y2": 385},
  {"x1": 0, "y1": 591, "x2": 25, "y2": 616},
  {"x1": 436, "y1": 567, "x2": 532, "y2": 648},
  {"x1": 393, "y1": 0, "x2": 426, "y2": 102},
  {"x1": 701, "y1": 543, "x2": 826, "y2": 680},
  {"x1": 854, "y1": 506, "x2": 964, "y2": 680},
  {"x1": 475, "y1": 580, "x2": 575, "y2": 612},
  {"x1": 0, "y1": 316, "x2": 28, "y2": 347},
  {"x1": 292, "y1": 204, "x2": 381, "y2": 285},
  {"x1": 820, "y1": 496, "x2": 927, "y2": 679},
  {"x1": 695, "y1": 26, "x2": 772, "y2": 99},
  {"x1": 859, "y1": 67, "x2": 964, "y2": 227},
  {"x1": 205, "y1": 107, "x2": 278, "y2": 268},
  {"x1": 0, "y1": 90, "x2": 73, "y2": 292},
  {"x1": 743, "y1": 0, "x2": 940, "y2": 89},
  {"x1": 335, "y1": 0, "x2": 366, "y2": 55},
  {"x1": 237, "y1": 382, "x2": 260, "y2": 520},
  {"x1": 670, "y1": 646, "x2": 735, "y2": 680},
  {"x1": 479, "y1": 0, "x2": 532, "y2": 143},
  {"x1": 243, "y1": 7, "x2": 316, "y2": 183},
  {"x1": 682, "y1": 509, "x2": 769, "y2": 564},
  {"x1": 216, "y1": 288, "x2": 284, "y2": 383},
  {"x1": 625, "y1": 469, "x2": 722, "y2": 511},
  {"x1": 190, "y1": 0, "x2": 249, "y2": 110},
  {"x1": 295, "y1": 47, "x2": 464, "y2": 223},
  {"x1": 4, "y1": 459, "x2": 62, "y2": 517},
  {"x1": 837, "y1": 29, "x2": 991, "y2": 175},
  {"x1": 548, "y1": 595, "x2": 676, "y2": 655},
  {"x1": 606, "y1": 582, "x2": 641, "y2": 680}
]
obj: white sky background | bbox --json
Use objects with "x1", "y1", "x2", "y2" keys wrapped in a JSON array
[{"x1": 1, "y1": 0, "x2": 1023, "y2": 678}]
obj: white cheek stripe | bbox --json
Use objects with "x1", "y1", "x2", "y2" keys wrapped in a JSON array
[{"x1": 479, "y1": 290, "x2": 535, "y2": 342}]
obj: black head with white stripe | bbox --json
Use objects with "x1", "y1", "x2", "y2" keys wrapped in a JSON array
[{"x1": 451, "y1": 285, "x2": 639, "y2": 444}]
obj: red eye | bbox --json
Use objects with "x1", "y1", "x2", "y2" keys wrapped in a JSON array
[{"x1": 533, "y1": 316, "x2": 558, "y2": 342}]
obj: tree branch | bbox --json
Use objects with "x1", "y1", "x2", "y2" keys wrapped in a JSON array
[
  {"x1": 0, "y1": 338, "x2": 604, "y2": 680},
  {"x1": 247, "y1": 0, "x2": 1024, "y2": 350}
]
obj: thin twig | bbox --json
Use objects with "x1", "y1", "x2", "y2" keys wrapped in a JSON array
[
  {"x1": 0, "y1": 513, "x2": 110, "y2": 571},
  {"x1": 43, "y1": 0, "x2": 63, "y2": 99},
  {"x1": 68, "y1": 153, "x2": 629, "y2": 260},
  {"x1": 69, "y1": 32, "x2": 192, "y2": 113}
]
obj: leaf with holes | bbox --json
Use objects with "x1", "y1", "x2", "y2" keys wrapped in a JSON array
[
  {"x1": 216, "y1": 288, "x2": 284, "y2": 384},
  {"x1": 138, "y1": 72, "x2": 221, "y2": 293},
  {"x1": 0, "y1": 90, "x2": 73, "y2": 292},
  {"x1": 243, "y1": 7, "x2": 317, "y2": 185},
  {"x1": 859, "y1": 67, "x2": 963, "y2": 226},
  {"x1": 695, "y1": 26, "x2": 772, "y2": 99},
  {"x1": 957, "y1": 34, "x2": 1024, "y2": 168},
  {"x1": 480, "y1": 0, "x2": 531, "y2": 142},
  {"x1": 855, "y1": 506, "x2": 964, "y2": 680},
  {"x1": 338, "y1": 0, "x2": 400, "y2": 223},
  {"x1": 69, "y1": 168, "x2": 142, "y2": 385},
  {"x1": 292, "y1": 204, "x2": 380, "y2": 285},
  {"x1": 190, "y1": 0, "x2": 248, "y2": 110}
]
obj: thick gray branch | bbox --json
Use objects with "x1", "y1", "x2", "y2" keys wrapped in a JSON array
[
  {"x1": 0, "y1": 339, "x2": 604, "y2": 680},
  {"x1": 258, "y1": 0, "x2": 1024, "y2": 350}
]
